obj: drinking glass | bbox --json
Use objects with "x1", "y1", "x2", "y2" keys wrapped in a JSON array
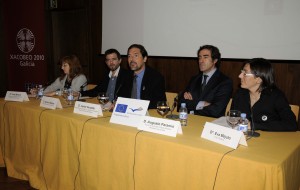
[
  {"x1": 226, "y1": 110, "x2": 241, "y2": 129},
  {"x1": 97, "y1": 92, "x2": 110, "y2": 110},
  {"x1": 24, "y1": 83, "x2": 32, "y2": 94},
  {"x1": 67, "y1": 89, "x2": 75, "y2": 105},
  {"x1": 62, "y1": 88, "x2": 69, "y2": 100},
  {"x1": 157, "y1": 101, "x2": 170, "y2": 117},
  {"x1": 29, "y1": 84, "x2": 38, "y2": 97}
]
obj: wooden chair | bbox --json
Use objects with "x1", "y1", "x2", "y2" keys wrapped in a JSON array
[
  {"x1": 86, "y1": 84, "x2": 97, "y2": 90},
  {"x1": 225, "y1": 98, "x2": 232, "y2": 116},
  {"x1": 166, "y1": 92, "x2": 178, "y2": 108},
  {"x1": 290, "y1": 104, "x2": 299, "y2": 122}
]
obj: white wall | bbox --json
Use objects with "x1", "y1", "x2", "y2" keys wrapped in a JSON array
[{"x1": 102, "y1": 0, "x2": 300, "y2": 60}]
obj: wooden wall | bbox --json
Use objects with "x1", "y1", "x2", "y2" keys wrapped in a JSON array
[
  {"x1": 0, "y1": 0, "x2": 299, "y2": 129},
  {"x1": 94, "y1": 56, "x2": 300, "y2": 104},
  {"x1": 93, "y1": 55, "x2": 300, "y2": 129}
]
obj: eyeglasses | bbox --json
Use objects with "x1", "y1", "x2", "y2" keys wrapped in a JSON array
[{"x1": 241, "y1": 70, "x2": 255, "y2": 77}]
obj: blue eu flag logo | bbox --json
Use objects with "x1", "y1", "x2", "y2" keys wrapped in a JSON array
[{"x1": 115, "y1": 104, "x2": 128, "y2": 113}]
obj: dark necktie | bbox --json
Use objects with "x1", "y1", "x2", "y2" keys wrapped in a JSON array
[
  {"x1": 131, "y1": 75, "x2": 137, "y2": 99},
  {"x1": 201, "y1": 75, "x2": 208, "y2": 92}
]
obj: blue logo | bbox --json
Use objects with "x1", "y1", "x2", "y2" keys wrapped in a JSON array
[
  {"x1": 129, "y1": 107, "x2": 143, "y2": 112},
  {"x1": 115, "y1": 104, "x2": 128, "y2": 113}
]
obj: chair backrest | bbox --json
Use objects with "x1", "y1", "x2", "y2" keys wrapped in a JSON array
[
  {"x1": 290, "y1": 104, "x2": 299, "y2": 122},
  {"x1": 225, "y1": 98, "x2": 232, "y2": 116},
  {"x1": 166, "y1": 92, "x2": 178, "y2": 109},
  {"x1": 86, "y1": 84, "x2": 96, "y2": 90}
]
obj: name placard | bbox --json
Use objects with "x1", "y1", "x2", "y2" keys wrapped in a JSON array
[
  {"x1": 5, "y1": 91, "x2": 29, "y2": 102},
  {"x1": 74, "y1": 101, "x2": 102, "y2": 117},
  {"x1": 40, "y1": 96, "x2": 62, "y2": 109},
  {"x1": 201, "y1": 122, "x2": 247, "y2": 149},
  {"x1": 110, "y1": 97, "x2": 150, "y2": 127},
  {"x1": 138, "y1": 116, "x2": 182, "y2": 137}
]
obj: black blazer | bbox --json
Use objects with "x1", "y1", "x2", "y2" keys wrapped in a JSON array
[
  {"x1": 231, "y1": 87, "x2": 297, "y2": 131},
  {"x1": 178, "y1": 69, "x2": 232, "y2": 118},
  {"x1": 81, "y1": 67, "x2": 131, "y2": 99},
  {"x1": 130, "y1": 66, "x2": 166, "y2": 109}
]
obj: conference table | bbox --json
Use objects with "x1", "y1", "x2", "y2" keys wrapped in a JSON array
[{"x1": 0, "y1": 97, "x2": 300, "y2": 190}]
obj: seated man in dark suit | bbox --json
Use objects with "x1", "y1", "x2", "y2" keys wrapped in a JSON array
[
  {"x1": 127, "y1": 44, "x2": 166, "y2": 109},
  {"x1": 178, "y1": 45, "x2": 233, "y2": 118},
  {"x1": 81, "y1": 48, "x2": 131, "y2": 101}
]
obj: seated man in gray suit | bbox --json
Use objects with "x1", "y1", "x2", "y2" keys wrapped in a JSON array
[{"x1": 178, "y1": 45, "x2": 233, "y2": 118}]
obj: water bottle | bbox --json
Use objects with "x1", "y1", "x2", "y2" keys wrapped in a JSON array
[
  {"x1": 36, "y1": 85, "x2": 44, "y2": 99},
  {"x1": 67, "y1": 88, "x2": 74, "y2": 105},
  {"x1": 238, "y1": 113, "x2": 248, "y2": 134},
  {"x1": 179, "y1": 103, "x2": 188, "y2": 126}
]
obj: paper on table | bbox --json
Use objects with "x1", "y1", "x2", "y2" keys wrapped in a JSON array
[{"x1": 212, "y1": 116, "x2": 231, "y2": 128}]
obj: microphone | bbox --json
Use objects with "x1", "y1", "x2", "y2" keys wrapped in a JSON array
[
  {"x1": 113, "y1": 83, "x2": 122, "y2": 103},
  {"x1": 80, "y1": 82, "x2": 88, "y2": 92},
  {"x1": 248, "y1": 107, "x2": 260, "y2": 137},
  {"x1": 166, "y1": 94, "x2": 179, "y2": 119},
  {"x1": 173, "y1": 94, "x2": 178, "y2": 109}
]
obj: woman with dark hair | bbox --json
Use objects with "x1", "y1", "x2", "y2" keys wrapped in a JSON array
[
  {"x1": 43, "y1": 55, "x2": 87, "y2": 96},
  {"x1": 231, "y1": 58, "x2": 297, "y2": 131}
]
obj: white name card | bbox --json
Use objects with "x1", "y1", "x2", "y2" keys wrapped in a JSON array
[
  {"x1": 110, "y1": 97, "x2": 150, "y2": 128},
  {"x1": 74, "y1": 101, "x2": 102, "y2": 117},
  {"x1": 5, "y1": 91, "x2": 29, "y2": 102},
  {"x1": 40, "y1": 96, "x2": 62, "y2": 109},
  {"x1": 138, "y1": 116, "x2": 182, "y2": 137},
  {"x1": 201, "y1": 122, "x2": 247, "y2": 149}
]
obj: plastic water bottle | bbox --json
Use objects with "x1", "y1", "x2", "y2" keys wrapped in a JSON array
[
  {"x1": 36, "y1": 85, "x2": 44, "y2": 99},
  {"x1": 238, "y1": 113, "x2": 248, "y2": 134},
  {"x1": 67, "y1": 88, "x2": 74, "y2": 105},
  {"x1": 179, "y1": 103, "x2": 188, "y2": 126}
]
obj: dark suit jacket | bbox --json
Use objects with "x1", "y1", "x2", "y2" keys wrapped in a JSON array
[
  {"x1": 81, "y1": 67, "x2": 131, "y2": 99},
  {"x1": 178, "y1": 69, "x2": 232, "y2": 118},
  {"x1": 130, "y1": 66, "x2": 166, "y2": 109}
]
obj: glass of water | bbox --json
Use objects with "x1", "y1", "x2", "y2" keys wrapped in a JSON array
[{"x1": 226, "y1": 110, "x2": 241, "y2": 129}]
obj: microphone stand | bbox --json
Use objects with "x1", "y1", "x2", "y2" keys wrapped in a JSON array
[
  {"x1": 166, "y1": 95, "x2": 179, "y2": 119},
  {"x1": 80, "y1": 82, "x2": 88, "y2": 91},
  {"x1": 247, "y1": 110, "x2": 260, "y2": 137},
  {"x1": 108, "y1": 84, "x2": 123, "y2": 112}
]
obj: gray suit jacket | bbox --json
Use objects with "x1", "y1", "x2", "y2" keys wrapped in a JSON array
[{"x1": 44, "y1": 74, "x2": 87, "y2": 93}]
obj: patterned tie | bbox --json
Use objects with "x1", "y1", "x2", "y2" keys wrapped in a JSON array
[
  {"x1": 201, "y1": 75, "x2": 208, "y2": 92},
  {"x1": 131, "y1": 75, "x2": 137, "y2": 99}
]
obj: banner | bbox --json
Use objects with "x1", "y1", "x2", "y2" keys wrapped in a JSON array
[{"x1": 3, "y1": 0, "x2": 48, "y2": 91}]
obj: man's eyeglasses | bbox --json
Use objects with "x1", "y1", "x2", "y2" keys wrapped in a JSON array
[{"x1": 241, "y1": 70, "x2": 255, "y2": 77}]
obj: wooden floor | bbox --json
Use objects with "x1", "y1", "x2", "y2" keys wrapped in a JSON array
[{"x1": 0, "y1": 167, "x2": 36, "y2": 190}]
